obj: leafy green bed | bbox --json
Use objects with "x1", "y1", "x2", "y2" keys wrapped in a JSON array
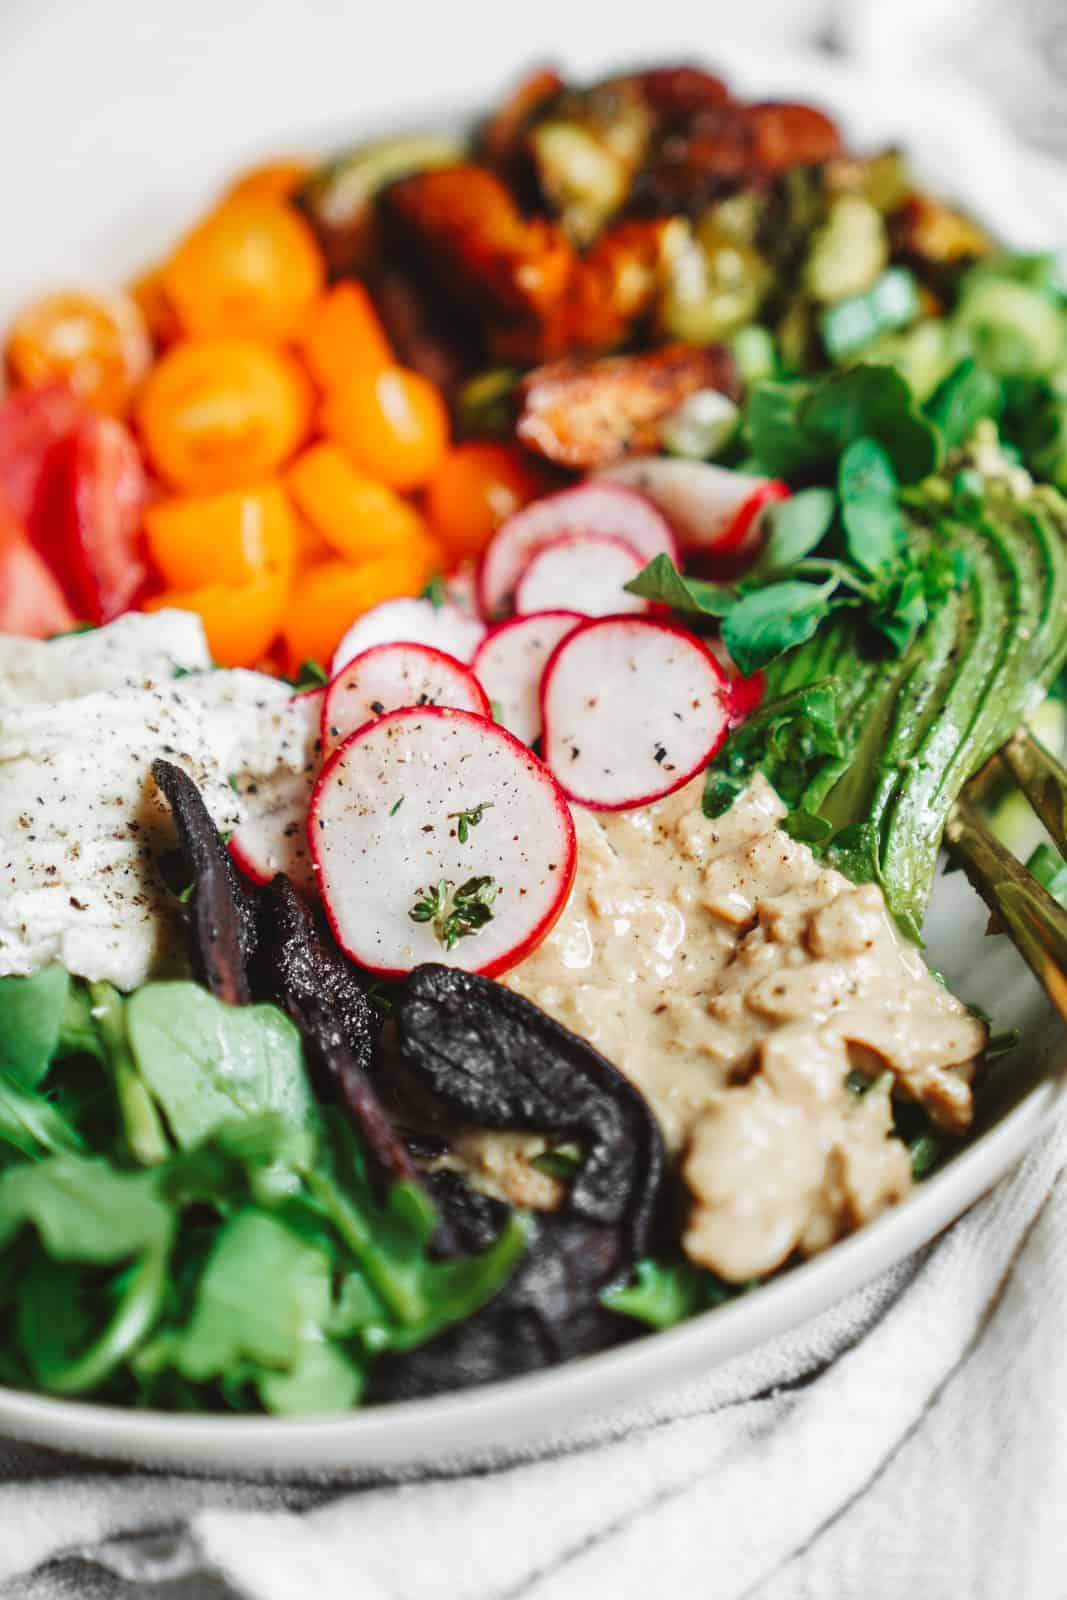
[{"x1": 0, "y1": 970, "x2": 526, "y2": 1412}]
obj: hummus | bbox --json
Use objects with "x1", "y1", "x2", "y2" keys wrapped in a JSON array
[{"x1": 473, "y1": 773, "x2": 985, "y2": 1282}]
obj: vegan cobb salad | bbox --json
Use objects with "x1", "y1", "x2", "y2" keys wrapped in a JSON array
[{"x1": 0, "y1": 61, "x2": 1065, "y2": 1416}]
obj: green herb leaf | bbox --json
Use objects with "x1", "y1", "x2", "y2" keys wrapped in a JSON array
[
  {"x1": 838, "y1": 437, "x2": 906, "y2": 576},
  {"x1": 752, "y1": 487, "x2": 836, "y2": 576},
  {"x1": 420, "y1": 574, "x2": 447, "y2": 610},
  {"x1": 0, "y1": 1155, "x2": 171, "y2": 1260},
  {"x1": 447, "y1": 800, "x2": 494, "y2": 844},
  {"x1": 126, "y1": 983, "x2": 316, "y2": 1150},
  {"x1": 1026, "y1": 841, "x2": 1067, "y2": 906},
  {"x1": 721, "y1": 580, "x2": 837, "y2": 676},
  {"x1": 925, "y1": 358, "x2": 1003, "y2": 449},
  {"x1": 624, "y1": 552, "x2": 736, "y2": 616},
  {"x1": 603, "y1": 1258, "x2": 744, "y2": 1328},
  {"x1": 0, "y1": 967, "x2": 71, "y2": 1088},
  {"x1": 408, "y1": 876, "x2": 498, "y2": 951},
  {"x1": 290, "y1": 658, "x2": 328, "y2": 691},
  {"x1": 0, "y1": 1071, "x2": 85, "y2": 1160}
]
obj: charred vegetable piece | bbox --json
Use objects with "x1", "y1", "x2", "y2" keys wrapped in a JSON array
[
  {"x1": 395, "y1": 965, "x2": 666, "y2": 1253},
  {"x1": 244, "y1": 874, "x2": 409, "y2": 1188},
  {"x1": 367, "y1": 1172, "x2": 636, "y2": 1400},
  {"x1": 295, "y1": 133, "x2": 467, "y2": 278},
  {"x1": 516, "y1": 342, "x2": 740, "y2": 468},
  {"x1": 372, "y1": 269, "x2": 474, "y2": 396},
  {"x1": 151, "y1": 759, "x2": 257, "y2": 1006},
  {"x1": 480, "y1": 64, "x2": 565, "y2": 172},
  {"x1": 385, "y1": 164, "x2": 573, "y2": 332},
  {"x1": 744, "y1": 102, "x2": 843, "y2": 176},
  {"x1": 526, "y1": 77, "x2": 653, "y2": 246}
]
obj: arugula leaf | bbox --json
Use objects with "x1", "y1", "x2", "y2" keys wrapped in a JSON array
[
  {"x1": 0, "y1": 1071, "x2": 84, "y2": 1160},
  {"x1": 0, "y1": 968, "x2": 71, "y2": 1088},
  {"x1": 721, "y1": 580, "x2": 837, "y2": 677},
  {"x1": 603, "y1": 1258, "x2": 746, "y2": 1327},
  {"x1": 164, "y1": 1207, "x2": 339, "y2": 1377},
  {"x1": 925, "y1": 358, "x2": 1003, "y2": 449},
  {"x1": 624, "y1": 553, "x2": 735, "y2": 616},
  {"x1": 126, "y1": 983, "x2": 316, "y2": 1149},
  {"x1": 0, "y1": 1155, "x2": 171, "y2": 1260},
  {"x1": 752, "y1": 487, "x2": 836, "y2": 576}
]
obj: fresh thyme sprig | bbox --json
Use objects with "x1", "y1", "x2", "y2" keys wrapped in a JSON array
[
  {"x1": 409, "y1": 876, "x2": 498, "y2": 950},
  {"x1": 447, "y1": 801, "x2": 494, "y2": 843}
]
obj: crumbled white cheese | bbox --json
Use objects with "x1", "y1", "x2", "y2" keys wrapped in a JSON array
[
  {"x1": 0, "y1": 635, "x2": 305, "y2": 991},
  {"x1": 0, "y1": 610, "x2": 211, "y2": 710}
]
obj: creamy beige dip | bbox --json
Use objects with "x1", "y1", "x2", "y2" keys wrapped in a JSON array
[{"x1": 456, "y1": 774, "x2": 984, "y2": 1283}]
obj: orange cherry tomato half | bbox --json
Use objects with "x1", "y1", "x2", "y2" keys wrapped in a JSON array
[
  {"x1": 144, "y1": 481, "x2": 296, "y2": 590},
  {"x1": 224, "y1": 158, "x2": 311, "y2": 205},
  {"x1": 320, "y1": 364, "x2": 449, "y2": 491},
  {"x1": 5, "y1": 289, "x2": 151, "y2": 416},
  {"x1": 145, "y1": 571, "x2": 287, "y2": 668},
  {"x1": 136, "y1": 337, "x2": 311, "y2": 493},
  {"x1": 298, "y1": 281, "x2": 394, "y2": 390},
  {"x1": 282, "y1": 544, "x2": 437, "y2": 670},
  {"x1": 163, "y1": 198, "x2": 325, "y2": 342},
  {"x1": 286, "y1": 441, "x2": 427, "y2": 564},
  {"x1": 425, "y1": 441, "x2": 544, "y2": 562}
]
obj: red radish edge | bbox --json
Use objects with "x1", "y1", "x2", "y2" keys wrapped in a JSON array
[
  {"x1": 478, "y1": 482, "x2": 679, "y2": 619},
  {"x1": 320, "y1": 641, "x2": 490, "y2": 754},
  {"x1": 308, "y1": 705, "x2": 577, "y2": 979},
  {"x1": 514, "y1": 532, "x2": 648, "y2": 618},
  {"x1": 331, "y1": 596, "x2": 488, "y2": 676},
  {"x1": 716, "y1": 479, "x2": 790, "y2": 557},
  {"x1": 229, "y1": 687, "x2": 325, "y2": 891},
  {"x1": 471, "y1": 610, "x2": 585, "y2": 744},
  {"x1": 539, "y1": 615, "x2": 731, "y2": 811}
]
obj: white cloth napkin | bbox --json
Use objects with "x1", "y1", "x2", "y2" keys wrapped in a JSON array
[{"x1": 0, "y1": 1098, "x2": 1064, "y2": 1600}]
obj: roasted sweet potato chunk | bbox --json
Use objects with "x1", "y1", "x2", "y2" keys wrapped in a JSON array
[
  {"x1": 515, "y1": 341, "x2": 740, "y2": 468},
  {"x1": 385, "y1": 165, "x2": 572, "y2": 326}
]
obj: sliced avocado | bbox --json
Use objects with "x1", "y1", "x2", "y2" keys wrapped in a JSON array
[{"x1": 880, "y1": 513, "x2": 1030, "y2": 935}]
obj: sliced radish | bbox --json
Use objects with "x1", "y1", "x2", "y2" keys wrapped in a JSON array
[
  {"x1": 331, "y1": 596, "x2": 487, "y2": 676},
  {"x1": 472, "y1": 611, "x2": 584, "y2": 746},
  {"x1": 229, "y1": 688, "x2": 323, "y2": 896},
  {"x1": 444, "y1": 563, "x2": 481, "y2": 618},
  {"x1": 321, "y1": 641, "x2": 490, "y2": 756},
  {"x1": 727, "y1": 669, "x2": 765, "y2": 725},
  {"x1": 310, "y1": 706, "x2": 576, "y2": 978},
  {"x1": 540, "y1": 617, "x2": 730, "y2": 810},
  {"x1": 514, "y1": 534, "x2": 649, "y2": 618},
  {"x1": 598, "y1": 458, "x2": 789, "y2": 558},
  {"x1": 708, "y1": 638, "x2": 765, "y2": 727},
  {"x1": 479, "y1": 482, "x2": 678, "y2": 619}
]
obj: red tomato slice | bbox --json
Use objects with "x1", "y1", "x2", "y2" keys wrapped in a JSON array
[
  {"x1": 33, "y1": 416, "x2": 148, "y2": 623},
  {"x1": 0, "y1": 493, "x2": 76, "y2": 638},
  {"x1": 0, "y1": 383, "x2": 85, "y2": 522}
]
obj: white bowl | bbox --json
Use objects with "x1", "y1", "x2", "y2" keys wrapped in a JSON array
[{"x1": 0, "y1": 37, "x2": 1064, "y2": 1474}]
